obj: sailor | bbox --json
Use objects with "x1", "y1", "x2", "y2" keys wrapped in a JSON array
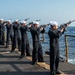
[
  {"x1": 5, "y1": 20, "x2": 13, "y2": 48},
  {"x1": 0, "y1": 19, "x2": 5, "y2": 45},
  {"x1": 30, "y1": 21, "x2": 45, "y2": 65},
  {"x1": 20, "y1": 21, "x2": 31, "y2": 59},
  {"x1": 11, "y1": 20, "x2": 21, "y2": 52},
  {"x1": 48, "y1": 21, "x2": 66, "y2": 75}
]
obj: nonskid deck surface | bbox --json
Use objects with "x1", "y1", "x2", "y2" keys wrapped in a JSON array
[{"x1": 0, "y1": 45, "x2": 75, "y2": 75}]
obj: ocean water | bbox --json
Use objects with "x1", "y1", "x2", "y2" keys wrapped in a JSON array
[
  {"x1": 28, "y1": 26, "x2": 75, "y2": 64},
  {"x1": 5, "y1": 26, "x2": 75, "y2": 64}
]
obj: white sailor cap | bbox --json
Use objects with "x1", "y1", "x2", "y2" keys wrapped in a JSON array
[
  {"x1": 15, "y1": 19, "x2": 19, "y2": 22},
  {"x1": 8, "y1": 20, "x2": 11, "y2": 23},
  {"x1": 0, "y1": 19, "x2": 4, "y2": 21},
  {"x1": 32, "y1": 21, "x2": 36, "y2": 24},
  {"x1": 33, "y1": 21, "x2": 39, "y2": 25},
  {"x1": 21, "y1": 21, "x2": 26, "y2": 24},
  {"x1": 50, "y1": 21, "x2": 58, "y2": 26}
]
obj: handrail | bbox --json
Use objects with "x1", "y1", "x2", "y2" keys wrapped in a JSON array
[
  {"x1": 65, "y1": 35, "x2": 75, "y2": 62},
  {"x1": 41, "y1": 34, "x2": 75, "y2": 62}
]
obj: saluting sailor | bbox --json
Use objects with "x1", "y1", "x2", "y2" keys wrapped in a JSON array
[
  {"x1": 0, "y1": 19, "x2": 5, "y2": 45},
  {"x1": 20, "y1": 21, "x2": 31, "y2": 59},
  {"x1": 5, "y1": 20, "x2": 13, "y2": 48},
  {"x1": 30, "y1": 21, "x2": 45, "y2": 65},
  {"x1": 11, "y1": 20, "x2": 21, "y2": 52},
  {"x1": 48, "y1": 21, "x2": 67, "y2": 75}
]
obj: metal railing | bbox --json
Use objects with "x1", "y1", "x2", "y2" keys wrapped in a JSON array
[
  {"x1": 41, "y1": 34, "x2": 75, "y2": 62},
  {"x1": 65, "y1": 35, "x2": 75, "y2": 62}
]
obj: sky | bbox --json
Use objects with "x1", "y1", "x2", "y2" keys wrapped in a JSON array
[{"x1": 0, "y1": 0, "x2": 75, "y2": 26}]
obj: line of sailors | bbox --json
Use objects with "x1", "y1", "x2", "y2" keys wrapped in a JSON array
[
  {"x1": 0, "y1": 19, "x2": 69, "y2": 75},
  {"x1": 0, "y1": 19, "x2": 46, "y2": 64}
]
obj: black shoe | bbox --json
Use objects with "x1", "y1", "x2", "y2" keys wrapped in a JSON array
[
  {"x1": 38, "y1": 60, "x2": 45, "y2": 62},
  {"x1": 5, "y1": 46, "x2": 8, "y2": 48},
  {"x1": 50, "y1": 73, "x2": 55, "y2": 75},
  {"x1": 2, "y1": 43, "x2": 5, "y2": 45},
  {"x1": 26, "y1": 54, "x2": 31, "y2": 56},
  {"x1": 56, "y1": 70, "x2": 62, "y2": 74},
  {"x1": 10, "y1": 50, "x2": 14, "y2": 53},
  {"x1": 50, "y1": 74, "x2": 55, "y2": 75},
  {"x1": 19, "y1": 49, "x2": 21, "y2": 51},
  {"x1": 32, "y1": 61, "x2": 37, "y2": 65},
  {"x1": 19, "y1": 55, "x2": 25, "y2": 59}
]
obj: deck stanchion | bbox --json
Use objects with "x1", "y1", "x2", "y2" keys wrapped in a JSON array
[{"x1": 65, "y1": 35, "x2": 68, "y2": 62}]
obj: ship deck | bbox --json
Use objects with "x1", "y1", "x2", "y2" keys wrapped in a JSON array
[{"x1": 0, "y1": 45, "x2": 75, "y2": 75}]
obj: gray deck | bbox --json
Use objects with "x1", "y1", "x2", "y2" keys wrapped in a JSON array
[
  {"x1": 0, "y1": 45, "x2": 75, "y2": 75},
  {"x1": 0, "y1": 45, "x2": 50, "y2": 75},
  {"x1": 44, "y1": 55, "x2": 75, "y2": 75}
]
